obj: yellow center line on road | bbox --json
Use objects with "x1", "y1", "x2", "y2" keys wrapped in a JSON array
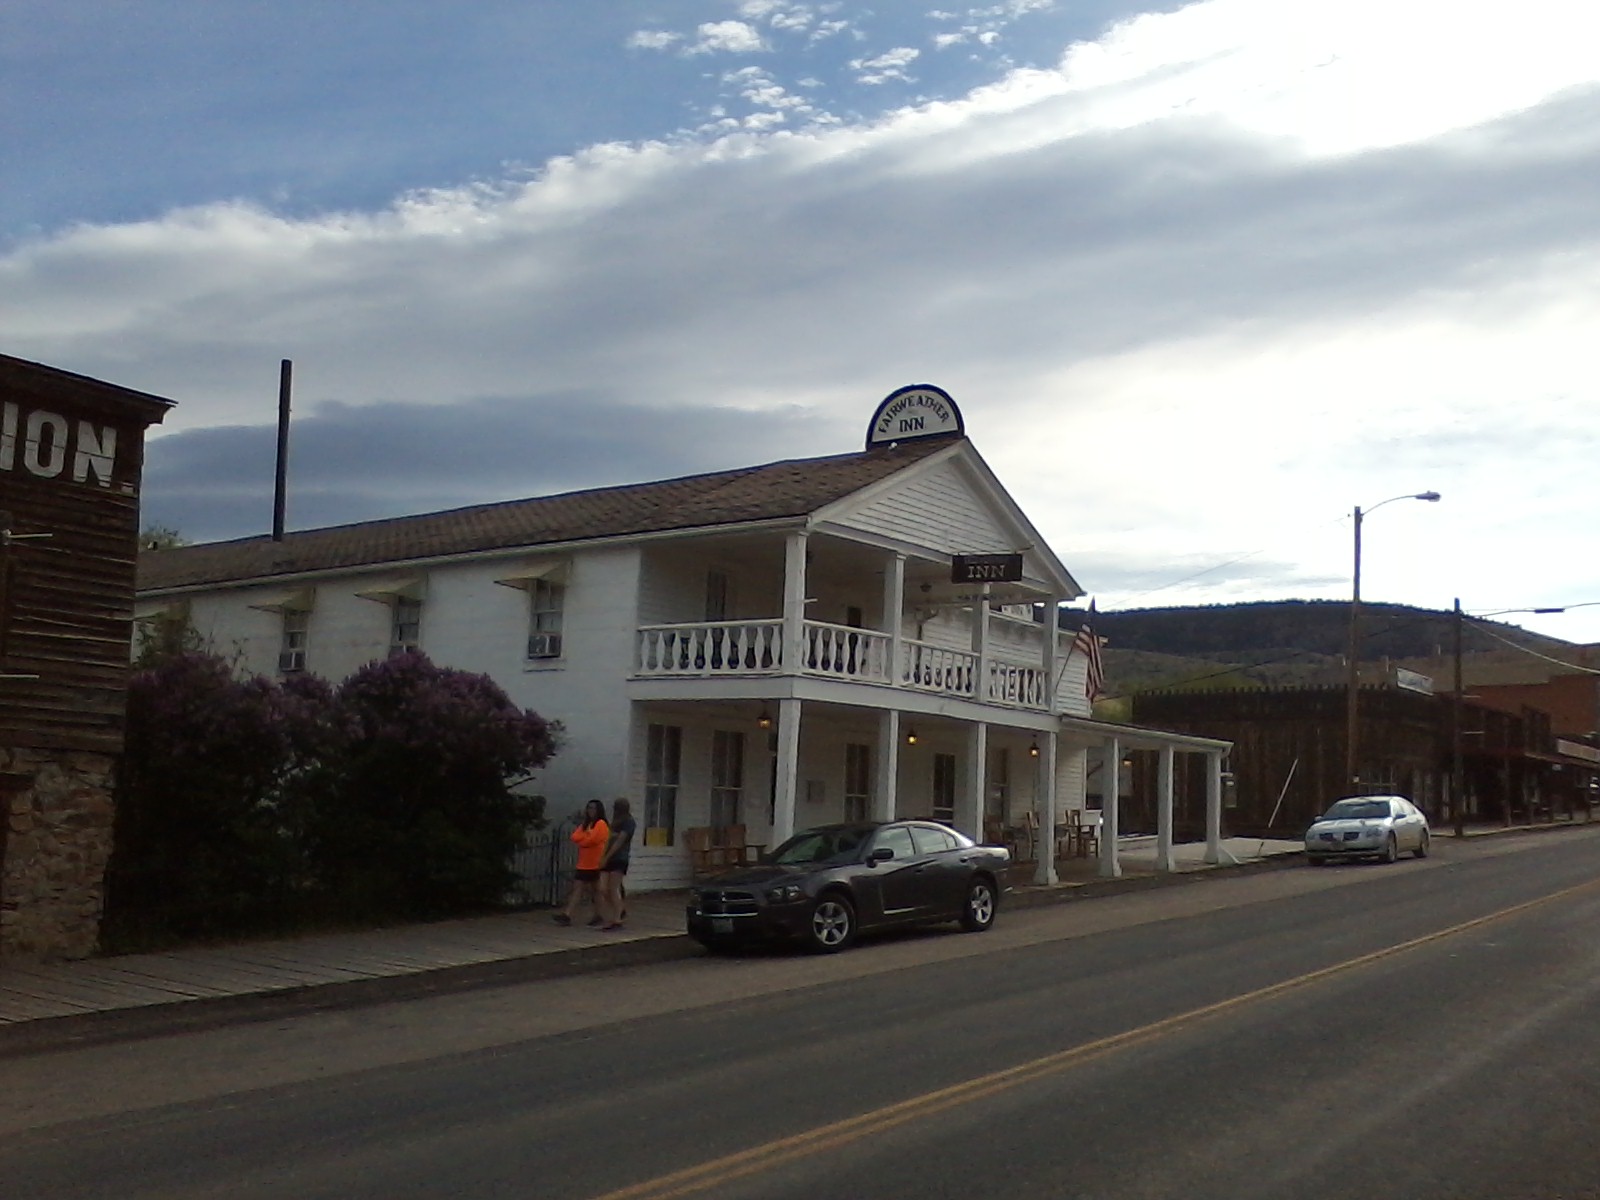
[{"x1": 588, "y1": 874, "x2": 1600, "y2": 1200}]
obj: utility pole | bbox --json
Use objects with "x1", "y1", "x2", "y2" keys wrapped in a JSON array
[{"x1": 1452, "y1": 597, "x2": 1465, "y2": 837}]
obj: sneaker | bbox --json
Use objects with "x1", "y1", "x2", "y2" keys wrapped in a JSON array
[
  {"x1": 602, "y1": 923, "x2": 625, "y2": 932},
  {"x1": 586, "y1": 915, "x2": 604, "y2": 926},
  {"x1": 551, "y1": 913, "x2": 572, "y2": 926}
]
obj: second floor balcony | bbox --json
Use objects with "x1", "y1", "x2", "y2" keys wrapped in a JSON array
[{"x1": 635, "y1": 618, "x2": 1053, "y2": 710}]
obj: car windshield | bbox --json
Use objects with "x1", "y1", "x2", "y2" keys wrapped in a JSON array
[
  {"x1": 1321, "y1": 799, "x2": 1392, "y2": 821},
  {"x1": 768, "y1": 826, "x2": 872, "y2": 866}
]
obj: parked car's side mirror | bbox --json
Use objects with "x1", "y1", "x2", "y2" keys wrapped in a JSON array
[{"x1": 868, "y1": 846, "x2": 894, "y2": 865}]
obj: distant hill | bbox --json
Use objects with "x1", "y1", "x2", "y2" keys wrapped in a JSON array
[{"x1": 1062, "y1": 600, "x2": 1578, "y2": 696}]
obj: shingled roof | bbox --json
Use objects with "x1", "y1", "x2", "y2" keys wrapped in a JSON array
[{"x1": 139, "y1": 437, "x2": 957, "y2": 592}]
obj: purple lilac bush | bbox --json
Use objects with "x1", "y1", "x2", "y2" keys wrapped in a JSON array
[{"x1": 106, "y1": 651, "x2": 559, "y2": 945}]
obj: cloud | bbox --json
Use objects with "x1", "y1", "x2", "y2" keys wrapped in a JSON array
[
  {"x1": 10, "y1": 0, "x2": 1600, "y2": 637},
  {"x1": 688, "y1": 21, "x2": 769, "y2": 55},
  {"x1": 849, "y1": 47, "x2": 922, "y2": 85},
  {"x1": 626, "y1": 30, "x2": 682, "y2": 51}
]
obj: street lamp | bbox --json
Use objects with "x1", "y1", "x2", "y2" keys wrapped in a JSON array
[
  {"x1": 1450, "y1": 600, "x2": 1565, "y2": 837},
  {"x1": 1345, "y1": 491, "x2": 1441, "y2": 789}
]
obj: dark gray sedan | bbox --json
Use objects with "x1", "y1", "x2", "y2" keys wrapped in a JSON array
[
  {"x1": 686, "y1": 820, "x2": 1010, "y2": 953},
  {"x1": 1305, "y1": 795, "x2": 1431, "y2": 864}
]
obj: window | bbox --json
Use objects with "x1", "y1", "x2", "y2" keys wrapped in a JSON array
[
  {"x1": 390, "y1": 597, "x2": 422, "y2": 656},
  {"x1": 710, "y1": 730, "x2": 744, "y2": 829},
  {"x1": 911, "y1": 824, "x2": 961, "y2": 854},
  {"x1": 931, "y1": 753, "x2": 957, "y2": 823},
  {"x1": 869, "y1": 825, "x2": 917, "y2": 860},
  {"x1": 279, "y1": 608, "x2": 309, "y2": 674},
  {"x1": 645, "y1": 723, "x2": 682, "y2": 846},
  {"x1": 987, "y1": 747, "x2": 1010, "y2": 821},
  {"x1": 844, "y1": 743, "x2": 871, "y2": 822},
  {"x1": 527, "y1": 578, "x2": 564, "y2": 659}
]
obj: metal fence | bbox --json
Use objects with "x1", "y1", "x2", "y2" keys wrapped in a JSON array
[{"x1": 508, "y1": 817, "x2": 578, "y2": 907}]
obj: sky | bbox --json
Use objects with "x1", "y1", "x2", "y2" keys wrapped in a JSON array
[{"x1": 5, "y1": 0, "x2": 1600, "y2": 643}]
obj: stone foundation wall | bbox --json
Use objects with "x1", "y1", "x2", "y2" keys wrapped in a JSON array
[{"x1": 0, "y1": 745, "x2": 117, "y2": 962}]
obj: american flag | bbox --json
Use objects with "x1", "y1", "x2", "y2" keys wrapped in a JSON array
[{"x1": 1071, "y1": 601, "x2": 1105, "y2": 701}]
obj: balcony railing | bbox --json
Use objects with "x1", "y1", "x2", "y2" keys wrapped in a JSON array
[
  {"x1": 637, "y1": 620, "x2": 783, "y2": 676},
  {"x1": 636, "y1": 620, "x2": 1050, "y2": 709}
]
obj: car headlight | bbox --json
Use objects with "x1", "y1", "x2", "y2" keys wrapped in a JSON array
[{"x1": 766, "y1": 884, "x2": 804, "y2": 904}]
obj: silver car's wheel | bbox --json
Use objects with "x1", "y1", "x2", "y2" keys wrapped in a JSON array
[
  {"x1": 1382, "y1": 834, "x2": 1399, "y2": 864},
  {"x1": 960, "y1": 878, "x2": 997, "y2": 931},
  {"x1": 1414, "y1": 830, "x2": 1430, "y2": 859},
  {"x1": 807, "y1": 895, "x2": 856, "y2": 953}
]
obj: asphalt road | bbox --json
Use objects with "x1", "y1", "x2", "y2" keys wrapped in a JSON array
[{"x1": 4, "y1": 828, "x2": 1599, "y2": 1200}]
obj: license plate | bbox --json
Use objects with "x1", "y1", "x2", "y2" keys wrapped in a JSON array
[{"x1": 712, "y1": 918, "x2": 734, "y2": 934}]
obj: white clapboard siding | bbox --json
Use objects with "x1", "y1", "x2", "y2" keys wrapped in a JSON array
[{"x1": 834, "y1": 459, "x2": 1014, "y2": 554}]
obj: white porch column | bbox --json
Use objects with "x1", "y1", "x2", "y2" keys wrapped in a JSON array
[
  {"x1": 772, "y1": 697, "x2": 803, "y2": 845},
  {"x1": 1156, "y1": 746, "x2": 1176, "y2": 873},
  {"x1": 972, "y1": 585, "x2": 991, "y2": 703},
  {"x1": 783, "y1": 531, "x2": 809, "y2": 673},
  {"x1": 1034, "y1": 731, "x2": 1060, "y2": 886},
  {"x1": 1099, "y1": 736, "x2": 1123, "y2": 879},
  {"x1": 884, "y1": 552, "x2": 906, "y2": 685},
  {"x1": 874, "y1": 709, "x2": 900, "y2": 821},
  {"x1": 1204, "y1": 751, "x2": 1225, "y2": 864},
  {"x1": 1041, "y1": 594, "x2": 1060, "y2": 711},
  {"x1": 959, "y1": 722, "x2": 987, "y2": 841}
]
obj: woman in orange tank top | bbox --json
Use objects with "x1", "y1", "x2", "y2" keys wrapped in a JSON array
[{"x1": 552, "y1": 799, "x2": 609, "y2": 926}]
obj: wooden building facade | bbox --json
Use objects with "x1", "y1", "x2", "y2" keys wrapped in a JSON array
[
  {"x1": 0, "y1": 353, "x2": 172, "y2": 960},
  {"x1": 1130, "y1": 683, "x2": 1599, "y2": 836}
]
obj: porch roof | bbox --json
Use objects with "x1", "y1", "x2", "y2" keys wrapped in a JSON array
[{"x1": 1059, "y1": 713, "x2": 1233, "y2": 755}]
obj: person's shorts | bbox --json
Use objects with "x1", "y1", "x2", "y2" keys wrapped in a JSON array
[
  {"x1": 574, "y1": 868, "x2": 600, "y2": 882},
  {"x1": 601, "y1": 860, "x2": 629, "y2": 876}
]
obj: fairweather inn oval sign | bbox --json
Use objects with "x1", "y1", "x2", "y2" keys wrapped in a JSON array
[{"x1": 865, "y1": 384, "x2": 965, "y2": 448}]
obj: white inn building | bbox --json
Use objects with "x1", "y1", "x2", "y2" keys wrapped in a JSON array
[{"x1": 136, "y1": 386, "x2": 1231, "y2": 892}]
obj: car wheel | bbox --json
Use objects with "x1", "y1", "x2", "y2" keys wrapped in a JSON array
[
  {"x1": 960, "y1": 877, "x2": 997, "y2": 932},
  {"x1": 1414, "y1": 830, "x2": 1430, "y2": 859},
  {"x1": 806, "y1": 894, "x2": 856, "y2": 953},
  {"x1": 1382, "y1": 834, "x2": 1399, "y2": 864}
]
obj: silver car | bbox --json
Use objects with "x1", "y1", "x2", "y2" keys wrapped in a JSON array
[{"x1": 1304, "y1": 795, "x2": 1430, "y2": 865}]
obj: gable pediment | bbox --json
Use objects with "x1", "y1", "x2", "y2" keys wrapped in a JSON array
[{"x1": 816, "y1": 443, "x2": 1080, "y2": 598}]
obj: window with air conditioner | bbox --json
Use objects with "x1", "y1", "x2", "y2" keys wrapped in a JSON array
[
  {"x1": 279, "y1": 608, "x2": 309, "y2": 674},
  {"x1": 527, "y1": 578, "x2": 564, "y2": 660}
]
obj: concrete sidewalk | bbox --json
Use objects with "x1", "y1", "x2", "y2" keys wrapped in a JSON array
[{"x1": 0, "y1": 835, "x2": 1304, "y2": 1035}]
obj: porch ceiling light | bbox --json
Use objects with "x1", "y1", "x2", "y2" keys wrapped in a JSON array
[
  {"x1": 906, "y1": 726, "x2": 919, "y2": 746},
  {"x1": 1029, "y1": 738, "x2": 1040, "y2": 758},
  {"x1": 757, "y1": 707, "x2": 773, "y2": 730}
]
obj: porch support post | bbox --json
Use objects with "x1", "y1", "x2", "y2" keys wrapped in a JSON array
[
  {"x1": 772, "y1": 698, "x2": 803, "y2": 845},
  {"x1": 874, "y1": 709, "x2": 900, "y2": 821},
  {"x1": 1203, "y1": 750, "x2": 1224, "y2": 864},
  {"x1": 884, "y1": 552, "x2": 905, "y2": 685},
  {"x1": 1099, "y1": 735, "x2": 1123, "y2": 878},
  {"x1": 1156, "y1": 745, "x2": 1176, "y2": 873},
  {"x1": 972, "y1": 585, "x2": 990, "y2": 702},
  {"x1": 1033, "y1": 730, "x2": 1060, "y2": 886},
  {"x1": 1041, "y1": 594, "x2": 1060, "y2": 712},
  {"x1": 783, "y1": 530, "x2": 809, "y2": 674},
  {"x1": 959, "y1": 721, "x2": 986, "y2": 841}
]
